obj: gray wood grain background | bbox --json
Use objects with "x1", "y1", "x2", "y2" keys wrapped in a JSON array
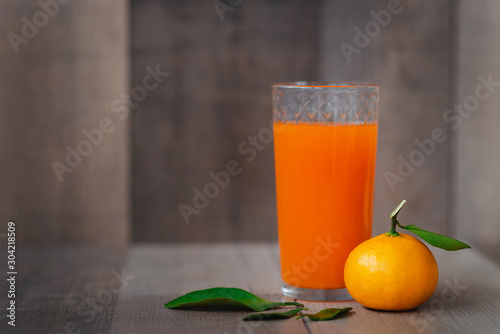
[
  {"x1": 0, "y1": 0, "x2": 498, "y2": 249},
  {"x1": 132, "y1": 0, "x2": 320, "y2": 242},
  {"x1": 131, "y1": 0, "x2": 453, "y2": 241},
  {"x1": 455, "y1": 0, "x2": 500, "y2": 258},
  {"x1": 0, "y1": 0, "x2": 130, "y2": 246},
  {"x1": 318, "y1": 0, "x2": 451, "y2": 237}
]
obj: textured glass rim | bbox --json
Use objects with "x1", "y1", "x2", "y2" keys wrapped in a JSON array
[{"x1": 272, "y1": 81, "x2": 379, "y2": 89}]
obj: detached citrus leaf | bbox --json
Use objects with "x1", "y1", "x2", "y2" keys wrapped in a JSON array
[
  {"x1": 398, "y1": 224, "x2": 471, "y2": 251},
  {"x1": 243, "y1": 308, "x2": 307, "y2": 321},
  {"x1": 296, "y1": 307, "x2": 352, "y2": 321},
  {"x1": 165, "y1": 287, "x2": 303, "y2": 312}
]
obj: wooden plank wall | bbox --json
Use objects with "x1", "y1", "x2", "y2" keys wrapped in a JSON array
[
  {"x1": 132, "y1": 0, "x2": 320, "y2": 241},
  {"x1": 319, "y1": 0, "x2": 451, "y2": 236},
  {"x1": 455, "y1": 0, "x2": 500, "y2": 255},
  {"x1": 0, "y1": 1, "x2": 130, "y2": 246},
  {"x1": 132, "y1": 0, "x2": 452, "y2": 241},
  {"x1": 6, "y1": 0, "x2": 497, "y2": 247}
]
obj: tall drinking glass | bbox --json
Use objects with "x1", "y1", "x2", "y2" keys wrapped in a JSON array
[{"x1": 272, "y1": 82, "x2": 380, "y2": 301}]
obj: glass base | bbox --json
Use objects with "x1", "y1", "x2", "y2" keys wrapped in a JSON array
[{"x1": 282, "y1": 283, "x2": 353, "y2": 301}]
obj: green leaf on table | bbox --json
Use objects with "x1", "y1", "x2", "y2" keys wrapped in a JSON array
[
  {"x1": 398, "y1": 224, "x2": 471, "y2": 251},
  {"x1": 296, "y1": 307, "x2": 352, "y2": 321},
  {"x1": 165, "y1": 287, "x2": 304, "y2": 312},
  {"x1": 243, "y1": 308, "x2": 307, "y2": 321}
]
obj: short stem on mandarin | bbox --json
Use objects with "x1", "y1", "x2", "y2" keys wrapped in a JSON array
[
  {"x1": 387, "y1": 219, "x2": 399, "y2": 237},
  {"x1": 387, "y1": 200, "x2": 406, "y2": 237}
]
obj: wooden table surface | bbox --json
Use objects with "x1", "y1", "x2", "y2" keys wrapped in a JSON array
[{"x1": 1, "y1": 243, "x2": 500, "y2": 334}]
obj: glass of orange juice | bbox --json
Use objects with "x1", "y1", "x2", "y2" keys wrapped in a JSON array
[{"x1": 272, "y1": 82, "x2": 380, "y2": 301}]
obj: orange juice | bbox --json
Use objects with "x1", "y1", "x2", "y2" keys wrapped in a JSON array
[{"x1": 273, "y1": 122, "x2": 378, "y2": 289}]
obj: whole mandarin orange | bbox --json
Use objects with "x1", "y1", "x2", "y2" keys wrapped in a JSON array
[{"x1": 344, "y1": 232, "x2": 438, "y2": 311}]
